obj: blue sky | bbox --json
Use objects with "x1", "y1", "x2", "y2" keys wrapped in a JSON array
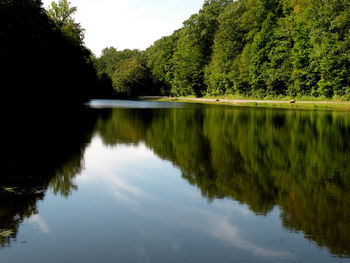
[{"x1": 42, "y1": 0, "x2": 204, "y2": 56}]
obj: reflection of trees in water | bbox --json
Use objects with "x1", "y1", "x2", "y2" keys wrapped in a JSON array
[
  {"x1": 95, "y1": 107, "x2": 350, "y2": 257},
  {"x1": 0, "y1": 0, "x2": 105, "y2": 248},
  {"x1": 0, "y1": 194, "x2": 40, "y2": 247},
  {"x1": 2, "y1": 105, "x2": 349, "y2": 256},
  {"x1": 1, "y1": 108, "x2": 98, "y2": 247}
]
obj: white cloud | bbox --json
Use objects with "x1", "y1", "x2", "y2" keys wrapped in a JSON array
[
  {"x1": 79, "y1": 137, "x2": 153, "y2": 206},
  {"x1": 210, "y1": 217, "x2": 288, "y2": 258},
  {"x1": 77, "y1": 136, "x2": 290, "y2": 260},
  {"x1": 27, "y1": 214, "x2": 49, "y2": 234}
]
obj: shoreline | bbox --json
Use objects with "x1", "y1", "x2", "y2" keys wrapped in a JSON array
[{"x1": 140, "y1": 96, "x2": 350, "y2": 111}]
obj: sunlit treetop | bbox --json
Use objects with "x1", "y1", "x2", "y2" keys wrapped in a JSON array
[{"x1": 47, "y1": 0, "x2": 85, "y2": 44}]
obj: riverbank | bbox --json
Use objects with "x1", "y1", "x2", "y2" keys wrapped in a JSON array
[{"x1": 140, "y1": 96, "x2": 350, "y2": 111}]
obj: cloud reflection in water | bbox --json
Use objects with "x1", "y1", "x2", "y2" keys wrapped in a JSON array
[{"x1": 77, "y1": 136, "x2": 291, "y2": 260}]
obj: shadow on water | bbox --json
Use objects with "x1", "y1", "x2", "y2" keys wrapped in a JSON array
[
  {"x1": 0, "y1": 0, "x2": 111, "y2": 249},
  {"x1": 1, "y1": 107, "x2": 101, "y2": 247},
  {"x1": 1, "y1": 101, "x2": 350, "y2": 258}
]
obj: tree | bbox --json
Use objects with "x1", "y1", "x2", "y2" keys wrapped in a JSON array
[
  {"x1": 172, "y1": 0, "x2": 233, "y2": 96},
  {"x1": 205, "y1": 0, "x2": 249, "y2": 95},
  {"x1": 145, "y1": 31, "x2": 180, "y2": 95},
  {"x1": 47, "y1": 0, "x2": 84, "y2": 45},
  {"x1": 94, "y1": 48, "x2": 152, "y2": 97},
  {"x1": 0, "y1": 0, "x2": 100, "y2": 107},
  {"x1": 112, "y1": 56, "x2": 150, "y2": 97},
  {"x1": 95, "y1": 0, "x2": 350, "y2": 99}
]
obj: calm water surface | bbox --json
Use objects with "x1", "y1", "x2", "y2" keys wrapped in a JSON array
[{"x1": 1, "y1": 100, "x2": 350, "y2": 263}]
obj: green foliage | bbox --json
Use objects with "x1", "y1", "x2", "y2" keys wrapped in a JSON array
[
  {"x1": 112, "y1": 56, "x2": 149, "y2": 97},
  {"x1": 205, "y1": 0, "x2": 249, "y2": 95},
  {"x1": 6, "y1": 0, "x2": 350, "y2": 101},
  {"x1": 143, "y1": 0, "x2": 350, "y2": 100},
  {"x1": 171, "y1": 0, "x2": 232, "y2": 97},
  {"x1": 47, "y1": 0, "x2": 84, "y2": 45},
  {"x1": 308, "y1": 0, "x2": 350, "y2": 98},
  {"x1": 172, "y1": 31, "x2": 206, "y2": 96},
  {"x1": 98, "y1": 48, "x2": 140, "y2": 77},
  {"x1": 145, "y1": 31, "x2": 181, "y2": 95},
  {"x1": 95, "y1": 48, "x2": 154, "y2": 97}
]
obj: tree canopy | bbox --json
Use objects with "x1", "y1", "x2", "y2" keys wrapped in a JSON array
[
  {"x1": 5, "y1": 0, "x2": 350, "y2": 103},
  {"x1": 47, "y1": 0, "x2": 85, "y2": 44},
  {"x1": 135, "y1": 0, "x2": 350, "y2": 99}
]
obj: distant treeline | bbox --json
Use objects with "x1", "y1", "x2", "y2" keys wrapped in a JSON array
[
  {"x1": 97, "y1": 0, "x2": 350, "y2": 99},
  {"x1": 4, "y1": 0, "x2": 350, "y2": 101}
]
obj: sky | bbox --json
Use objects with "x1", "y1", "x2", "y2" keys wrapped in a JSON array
[{"x1": 41, "y1": 0, "x2": 205, "y2": 56}]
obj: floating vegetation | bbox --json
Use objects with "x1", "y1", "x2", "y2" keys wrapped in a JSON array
[
  {"x1": 3, "y1": 187, "x2": 15, "y2": 193},
  {"x1": 1, "y1": 186, "x2": 46, "y2": 196},
  {"x1": 0, "y1": 230, "x2": 14, "y2": 238}
]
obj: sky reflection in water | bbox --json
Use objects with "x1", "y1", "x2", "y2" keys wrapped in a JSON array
[
  {"x1": 2, "y1": 138, "x2": 339, "y2": 263},
  {"x1": 1, "y1": 101, "x2": 349, "y2": 263}
]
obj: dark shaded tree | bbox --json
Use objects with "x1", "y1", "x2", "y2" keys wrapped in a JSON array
[{"x1": 0, "y1": 0, "x2": 102, "y2": 108}]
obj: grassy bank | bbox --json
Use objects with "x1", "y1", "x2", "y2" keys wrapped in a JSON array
[
  {"x1": 201, "y1": 94, "x2": 350, "y2": 102},
  {"x1": 140, "y1": 96, "x2": 350, "y2": 111}
]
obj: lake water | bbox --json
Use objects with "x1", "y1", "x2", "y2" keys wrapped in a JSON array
[{"x1": 1, "y1": 100, "x2": 350, "y2": 263}]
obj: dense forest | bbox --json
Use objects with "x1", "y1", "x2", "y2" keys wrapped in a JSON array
[
  {"x1": 97, "y1": 0, "x2": 350, "y2": 100},
  {"x1": 3, "y1": 0, "x2": 350, "y2": 100}
]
